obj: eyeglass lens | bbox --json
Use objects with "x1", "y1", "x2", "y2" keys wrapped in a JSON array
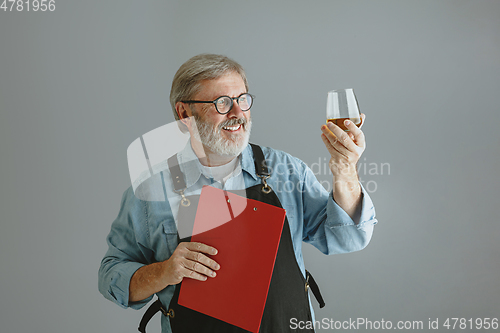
[{"x1": 215, "y1": 94, "x2": 252, "y2": 113}]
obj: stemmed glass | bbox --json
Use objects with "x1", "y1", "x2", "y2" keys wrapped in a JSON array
[{"x1": 326, "y1": 88, "x2": 363, "y2": 131}]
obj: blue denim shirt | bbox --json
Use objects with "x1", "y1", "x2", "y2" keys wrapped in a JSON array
[{"x1": 98, "y1": 143, "x2": 377, "y2": 332}]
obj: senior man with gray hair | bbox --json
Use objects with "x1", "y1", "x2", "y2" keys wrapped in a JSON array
[{"x1": 99, "y1": 54, "x2": 377, "y2": 333}]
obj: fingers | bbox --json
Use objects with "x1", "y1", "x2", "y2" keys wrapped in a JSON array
[
  {"x1": 320, "y1": 132, "x2": 338, "y2": 157},
  {"x1": 346, "y1": 114, "x2": 366, "y2": 148},
  {"x1": 321, "y1": 122, "x2": 358, "y2": 157},
  {"x1": 170, "y1": 242, "x2": 220, "y2": 283},
  {"x1": 358, "y1": 113, "x2": 366, "y2": 129},
  {"x1": 321, "y1": 118, "x2": 366, "y2": 167},
  {"x1": 184, "y1": 246, "x2": 220, "y2": 271},
  {"x1": 184, "y1": 241, "x2": 218, "y2": 256},
  {"x1": 183, "y1": 259, "x2": 217, "y2": 281}
]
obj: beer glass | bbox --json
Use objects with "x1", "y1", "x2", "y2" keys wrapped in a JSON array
[{"x1": 326, "y1": 89, "x2": 363, "y2": 131}]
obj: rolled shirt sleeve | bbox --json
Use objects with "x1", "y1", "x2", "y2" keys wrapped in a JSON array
[
  {"x1": 98, "y1": 188, "x2": 154, "y2": 309},
  {"x1": 301, "y1": 162, "x2": 378, "y2": 255}
]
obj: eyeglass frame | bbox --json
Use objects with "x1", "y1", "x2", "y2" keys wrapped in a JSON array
[{"x1": 181, "y1": 93, "x2": 254, "y2": 115}]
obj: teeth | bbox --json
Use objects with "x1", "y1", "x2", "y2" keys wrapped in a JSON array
[{"x1": 223, "y1": 125, "x2": 241, "y2": 131}]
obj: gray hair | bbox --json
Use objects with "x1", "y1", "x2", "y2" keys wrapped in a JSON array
[{"x1": 170, "y1": 54, "x2": 249, "y2": 123}]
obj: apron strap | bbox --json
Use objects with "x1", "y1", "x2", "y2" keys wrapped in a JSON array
[
  {"x1": 250, "y1": 143, "x2": 269, "y2": 177},
  {"x1": 167, "y1": 154, "x2": 191, "y2": 206},
  {"x1": 138, "y1": 299, "x2": 167, "y2": 333},
  {"x1": 306, "y1": 270, "x2": 326, "y2": 308},
  {"x1": 250, "y1": 144, "x2": 273, "y2": 194},
  {"x1": 167, "y1": 154, "x2": 186, "y2": 191}
]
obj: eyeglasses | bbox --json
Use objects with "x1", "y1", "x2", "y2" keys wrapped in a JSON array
[{"x1": 182, "y1": 93, "x2": 254, "y2": 115}]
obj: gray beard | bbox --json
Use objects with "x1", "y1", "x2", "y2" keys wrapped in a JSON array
[{"x1": 192, "y1": 115, "x2": 252, "y2": 157}]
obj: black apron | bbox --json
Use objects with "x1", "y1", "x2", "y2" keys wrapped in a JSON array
[{"x1": 139, "y1": 144, "x2": 324, "y2": 333}]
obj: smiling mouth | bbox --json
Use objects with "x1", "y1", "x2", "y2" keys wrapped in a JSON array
[{"x1": 222, "y1": 124, "x2": 242, "y2": 132}]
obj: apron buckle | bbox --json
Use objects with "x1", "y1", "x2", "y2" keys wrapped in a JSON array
[
  {"x1": 259, "y1": 175, "x2": 272, "y2": 194},
  {"x1": 175, "y1": 189, "x2": 191, "y2": 207}
]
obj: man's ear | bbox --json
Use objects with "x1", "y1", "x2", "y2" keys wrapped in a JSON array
[{"x1": 175, "y1": 102, "x2": 192, "y2": 130}]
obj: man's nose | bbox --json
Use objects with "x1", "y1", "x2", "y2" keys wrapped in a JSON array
[{"x1": 227, "y1": 99, "x2": 245, "y2": 118}]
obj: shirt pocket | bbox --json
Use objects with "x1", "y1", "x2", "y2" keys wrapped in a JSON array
[{"x1": 162, "y1": 222, "x2": 179, "y2": 258}]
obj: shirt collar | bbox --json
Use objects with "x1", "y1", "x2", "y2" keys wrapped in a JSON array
[
  {"x1": 177, "y1": 140, "x2": 203, "y2": 189},
  {"x1": 177, "y1": 141, "x2": 259, "y2": 189},
  {"x1": 240, "y1": 144, "x2": 259, "y2": 181}
]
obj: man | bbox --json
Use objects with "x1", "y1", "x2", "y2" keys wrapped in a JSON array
[{"x1": 98, "y1": 54, "x2": 377, "y2": 333}]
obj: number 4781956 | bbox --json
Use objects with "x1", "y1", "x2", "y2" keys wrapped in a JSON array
[{"x1": 1, "y1": 0, "x2": 56, "y2": 11}]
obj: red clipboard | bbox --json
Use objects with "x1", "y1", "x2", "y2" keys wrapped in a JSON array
[{"x1": 178, "y1": 185, "x2": 286, "y2": 333}]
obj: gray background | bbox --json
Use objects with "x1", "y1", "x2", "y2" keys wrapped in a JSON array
[{"x1": 1, "y1": 0, "x2": 499, "y2": 332}]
